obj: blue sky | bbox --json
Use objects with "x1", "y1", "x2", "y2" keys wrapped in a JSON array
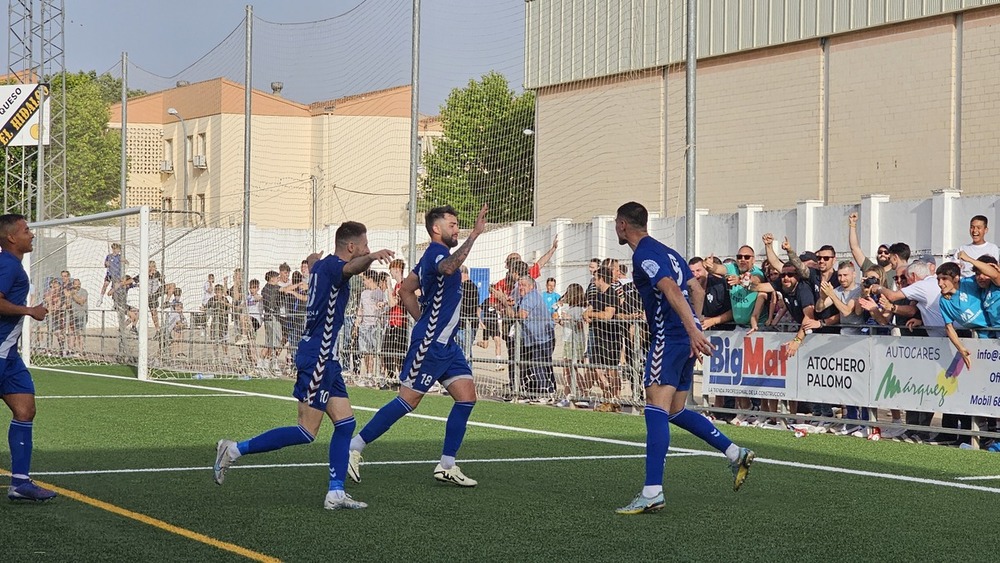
[{"x1": 2, "y1": 0, "x2": 525, "y2": 113}]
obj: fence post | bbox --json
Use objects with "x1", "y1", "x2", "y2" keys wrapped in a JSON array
[
  {"x1": 795, "y1": 199, "x2": 823, "y2": 254},
  {"x1": 738, "y1": 204, "x2": 763, "y2": 255},
  {"x1": 931, "y1": 188, "x2": 961, "y2": 257},
  {"x1": 859, "y1": 194, "x2": 890, "y2": 256}
]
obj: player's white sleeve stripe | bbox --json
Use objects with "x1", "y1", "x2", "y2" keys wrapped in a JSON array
[{"x1": 0, "y1": 318, "x2": 24, "y2": 358}]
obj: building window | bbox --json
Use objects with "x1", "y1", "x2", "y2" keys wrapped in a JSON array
[
  {"x1": 163, "y1": 139, "x2": 173, "y2": 169},
  {"x1": 197, "y1": 132, "x2": 206, "y2": 157},
  {"x1": 186, "y1": 135, "x2": 193, "y2": 162},
  {"x1": 197, "y1": 193, "x2": 206, "y2": 215}
]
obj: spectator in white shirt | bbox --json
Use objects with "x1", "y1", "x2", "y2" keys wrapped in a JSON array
[
  {"x1": 955, "y1": 215, "x2": 1000, "y2": 277},
  {"x1": 873, "y1": 260, "x2": 946, "y2": 337}
]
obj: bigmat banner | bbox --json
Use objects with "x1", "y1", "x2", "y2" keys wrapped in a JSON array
[{"x1": 703, "y1": 331, "x2": 1000, "y2": 417}]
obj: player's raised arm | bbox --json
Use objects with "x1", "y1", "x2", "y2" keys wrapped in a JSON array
[
  {"x1": 344, "y1": 249, "x2": 395, "y2": 276},
  {"x1": 438, "y1": 204, "x2": 488, "y2": 276}
]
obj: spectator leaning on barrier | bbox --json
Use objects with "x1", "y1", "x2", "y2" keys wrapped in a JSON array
[
  {"x1": 689, "y1": 256, "x2": 732, "y2": 329},
  {"x1": 848, "y1": 212, "x2": 895, "y2": 290},
  {"x1": 817, "y1": 261, "x2": 862, "y2": 335},
  {"x1": 856, "y1": 266, "x2": 893, "y2": 334},
  {"x1": 935, "y1": 261, "x2": 986, "y2": 369},
  {"x1": 956, "y1": 215, "x2": 1000, "y2": 278},
  {"x1": 872, "y1": 260, "x2": 945, "y2": 337},
  {"x1": 717, "y1": 243, "x2": 768, "y2": 333},
  {"x1": 960, "y1": 252, "x2": 1000, "y2": 327}
]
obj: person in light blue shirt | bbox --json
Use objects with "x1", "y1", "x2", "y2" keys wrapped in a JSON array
[
  {"x1": 502, "y1": 276, "x2": 556, "y2": 396},
  {"x1": 936, "y1": 261, "x2": 987, "y2": 370},
  {"x1": 958, "y1": 251, "x2": 1000, "y2": 330},
  {"x1": 541, "y1": 277, "x2": 560, "y2": 318}
]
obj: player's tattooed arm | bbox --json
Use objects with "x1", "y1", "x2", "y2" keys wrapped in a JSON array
[{"x1": 438, "y1": 204, "x2": 488, "y2": 276}]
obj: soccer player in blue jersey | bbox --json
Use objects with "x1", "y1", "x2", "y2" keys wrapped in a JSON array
[
  {"x1": 0, "y1": 214, "x2": 56, "y2": 501},
  {"x1": 348, "y1": 204, "x2": 488, "y2": 487},
  {"x1": 213, "y1": 221, "x2": 394, "y2": 510},
  {"x1": 613, "y1": 202, "x2": 755, "y2": 514}
]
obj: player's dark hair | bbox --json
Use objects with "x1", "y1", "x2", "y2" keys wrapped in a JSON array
[
  {"x1": 425, "y1": 205, "x2": 458, "y2": 235},
  {"x1": 0, "y1": 213, "x2": 27, "y2": 244},
  {"x1": 616, "y1": 201, "x2": 648, "y2": 229},
  {"x1": 888, "y1": 242, "x2": 911, "y2": 261},
  {"x1": 335, "y1": 221, "x2": 367, "y2": 246}
]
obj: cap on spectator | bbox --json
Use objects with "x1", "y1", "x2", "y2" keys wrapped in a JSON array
[
  {"x1": 917, "y1": 253, "x2": 937, "y2": 265},
  {"x1": 799, "y1": 251, "x2": 818, "y2": 262}
]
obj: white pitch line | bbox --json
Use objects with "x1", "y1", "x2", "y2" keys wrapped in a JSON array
[
  {"x1": 37, "y1": 393, "x2": 247, "y2": 400},
  {"x1": 954, "y1": 475, "x2": 1000, "y2": 481},
  {"x1": 37, "y1": 367, "x2": 1000, "y2": 495},
  {"x1": 31, "y1": 453, "x2": 698, "y2": 477}
]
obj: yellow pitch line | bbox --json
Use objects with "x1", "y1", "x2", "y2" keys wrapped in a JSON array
[{"x1": 1, "y1": 470, "x2": 281, "y2": 562}]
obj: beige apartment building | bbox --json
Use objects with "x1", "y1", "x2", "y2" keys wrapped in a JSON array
[
  {"x1": 109, "y1": 80, "x2": 440, "y2": 229},
  {"x1": 525, "y1": 0, "x2": 1000, "y2": 223}
]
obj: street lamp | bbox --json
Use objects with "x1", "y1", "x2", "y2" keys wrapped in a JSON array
[{"x1": 166, "y1": 107, "x2": 189, "y2": 225}]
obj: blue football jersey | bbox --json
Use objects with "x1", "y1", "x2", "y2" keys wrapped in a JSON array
[
  {"x1": 297, "y1": 255, "x2": 352, "y2": 361},
  {"x1": 0, "y1": 251, "x2": 30, "y2": 359},
  {"x1": 412, "y1": 242, "x2": 463, "y2": 345},
  {"x1": 631, "y1": 236, "x2": 698, "y2": 342}
]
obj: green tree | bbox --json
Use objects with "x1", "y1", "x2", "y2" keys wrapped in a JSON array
[
  {"x1": 419, "y1": 72, "x2": 535, "y2": 227},
  {"x1": 59, "y1": 71, "x2": 128, "y2": 215}
]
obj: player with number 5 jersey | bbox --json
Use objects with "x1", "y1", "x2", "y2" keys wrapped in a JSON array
[
  {"x1": 349, "y1": 203, "x2": 489, "y2": 488},
  {"x1": 613, "y1": 202, "x2": 756, "y2": 515},
  {"x1": 213, "y1": 221, "x2": 394, "y2": 510}
]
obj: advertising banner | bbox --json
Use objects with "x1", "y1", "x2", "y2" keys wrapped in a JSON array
[
  {"x1": 793, "y1": 334, "x2": 871, "y2": 407},
  {"x1": 704, "y1": 330, "x2": 796, "y2": 399},
  {"x1": 869, "y1": 336, "x2": 1000, "y2": 417},
  {"x1": 0, "y1": 84, "x2": 50, "y2": 147}
]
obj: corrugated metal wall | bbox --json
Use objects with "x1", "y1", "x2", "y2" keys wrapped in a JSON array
[{"x1": 524, "y1": 0, "x2": 1000, "y2": 89}]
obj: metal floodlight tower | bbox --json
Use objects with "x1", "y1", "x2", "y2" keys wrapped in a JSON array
[{"x1": 5, "y1": 0, "x2": 67, "y2": 221}]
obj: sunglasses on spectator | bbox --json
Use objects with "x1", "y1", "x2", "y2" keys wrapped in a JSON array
[
  {"x1": 780, "y1": 272, "x2": 797, "y2": 278},
  {"x1": 817, "y1": 255, "x2": 835, "y2": 261},
  {"x1": 877, "y1": 250, "x2": 889, "y2": 255},
  {"x1": 736, "y1": 254, "x2": 753, "y2": 260},
  {"x1": 894, "y1": 275, "x2": 905, "y2": 281}
]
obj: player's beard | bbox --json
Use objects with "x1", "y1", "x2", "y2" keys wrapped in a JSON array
[
  {"x1": 618, "y1": 236, "x2": 627, "y2": 246},
  {"x1": 442, "y1": 232, "x2": 458, "y2": 248}
]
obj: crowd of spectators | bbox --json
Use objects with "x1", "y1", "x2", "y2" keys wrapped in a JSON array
[{"x1": 30, "y1": 215, "x2": 1000, "y2": 447}]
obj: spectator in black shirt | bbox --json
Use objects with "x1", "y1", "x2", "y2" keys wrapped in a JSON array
[
  {"x1": 584, "y1": 266, "x2": 620, "y2": 405},
  {"x1": 689, "y1": 256, "x2": 732, "y2": 328},
  {"x1": 458, "y1": 266, "x2": 480, "y2": 354}
]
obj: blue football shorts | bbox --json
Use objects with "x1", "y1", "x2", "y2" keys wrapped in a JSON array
[
  {"x1": 643, "y1": 340, "x2": 695, "y2": 392},
  {"x1": 399, "y1": 340, "x2": 473, "y2": 394},
  {"x1": 293, "y1": 355, "x2": 348, "y2": 411},
  {"x1": 0, "y1": 355, "x2": 35, "y2": 396}
]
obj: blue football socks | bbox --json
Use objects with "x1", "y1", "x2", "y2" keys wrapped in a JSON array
[
  {"x1": 238, "y1": 424, "x2": 314, "y2": 456},
  {"x1": 328, "y1": 416, "x2": 356, "y2": 492},
  {"x1": 8, "y1": 420, "x2": 33, "y2": 486},
  {"x1": 644, "y1": 405, "x2": 670, "y2": 486},
  {"x1": 442, "y1": 401, "x2": 476, "y2": 459},
  {"x1": 357, "y1": 396, "x2": 413, "y2": 445},
  {"x1": 669, "y1": 408, "x2": 733, "y2": 453}
]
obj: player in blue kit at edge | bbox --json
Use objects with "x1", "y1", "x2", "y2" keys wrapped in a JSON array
[
  {"x1": 348, "y1": 204, "x2": 488, "y2": 487},
  {"x1": 214, "y1": 221, "x2": 394, "y2": 510},
  {"x1": 0, "y1": 214, "x2": 56, "y2": 501},
  {"x1": 614, "y1": 202, "x2": 756, "y2": 514}
]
